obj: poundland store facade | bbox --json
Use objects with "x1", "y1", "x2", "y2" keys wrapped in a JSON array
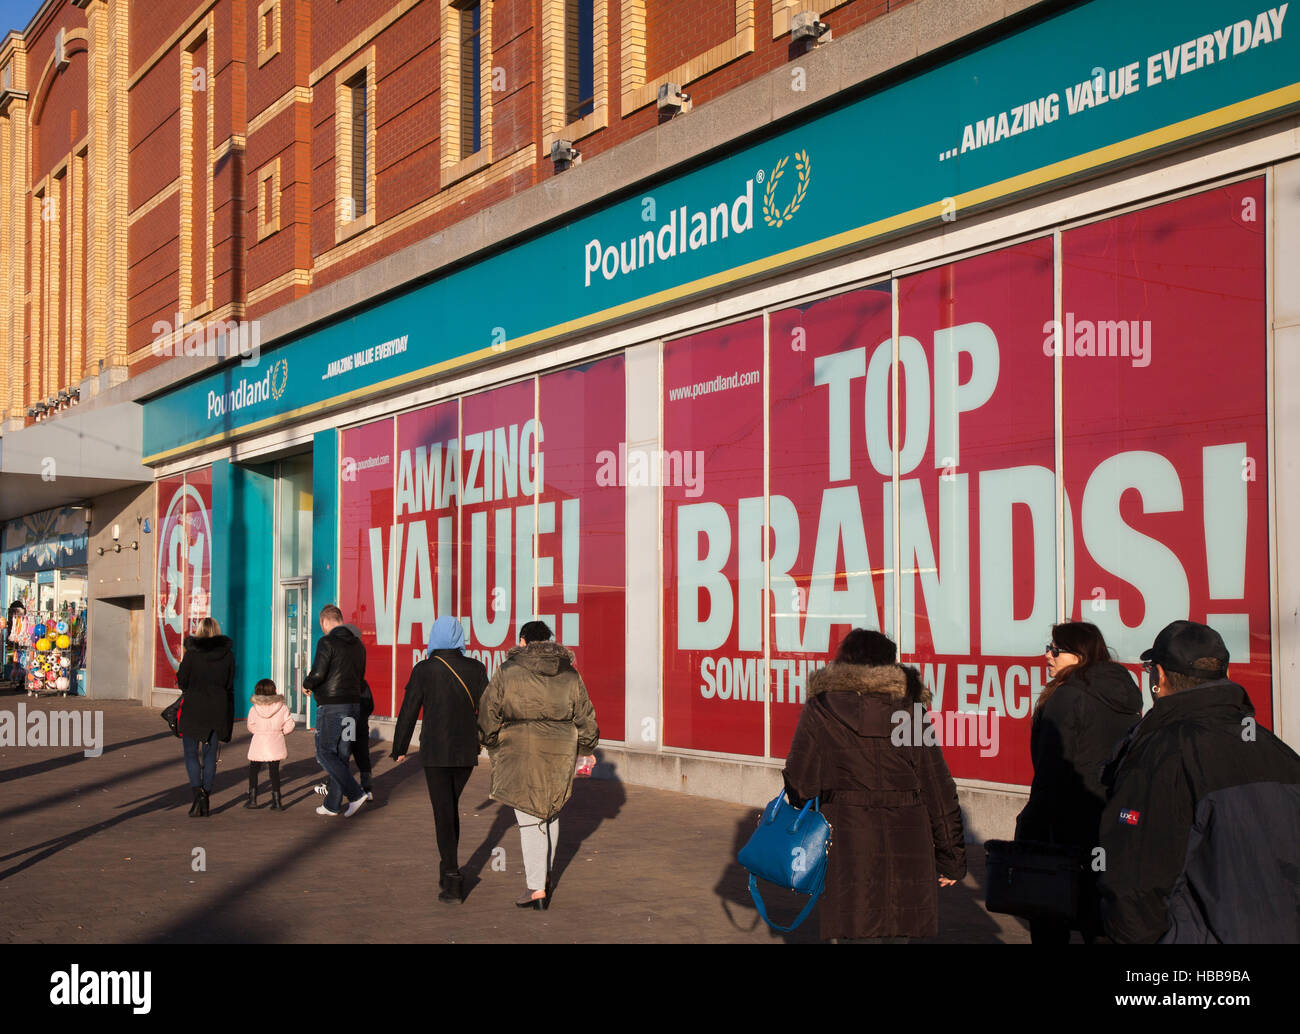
[{"x1": 139, "y1": 0, "x2": 1300, "y2": 834}]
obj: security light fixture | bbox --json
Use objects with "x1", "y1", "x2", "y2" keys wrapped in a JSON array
[
  {"x1": 791, "y1": 11, "x2": 830, "y2": 44},
  {"x1": 657, "y1": 83, "x2": 690, "y2": 114},
  {"x1": 549, "y1": 139, "x2": 581, "y2": 165}
]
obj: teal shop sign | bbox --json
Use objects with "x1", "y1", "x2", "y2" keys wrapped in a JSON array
[{"x1": 142, "y1": 0, "x2": 1299, "y2": 462}]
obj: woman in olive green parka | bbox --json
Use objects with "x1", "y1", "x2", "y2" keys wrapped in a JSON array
[{"x1": 478, "y1": 620, "x2": 599, "y2": 909}]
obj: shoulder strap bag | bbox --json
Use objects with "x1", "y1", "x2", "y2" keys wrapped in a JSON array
[
  {"x1": 436, "y1": 656, "x2": 478, "y2": 715},
  {"x1": 737, "y1": 789, "x2": 832, "y2": 933}
]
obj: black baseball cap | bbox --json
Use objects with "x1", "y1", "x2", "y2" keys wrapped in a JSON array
[{"x1": 1141, "y1": 620, "x2": 1229, "y2": 678}]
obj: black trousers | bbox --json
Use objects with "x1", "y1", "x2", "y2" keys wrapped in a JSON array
[
  {"x1": 248, "y1": 760, "x2": 281, "y2": 793},
  {"x1": 352, "y1": 721, "x2": 372, "y2": 788},
  {"x1": 424, "y1": 766, "x2": 474, "y2": 878}
]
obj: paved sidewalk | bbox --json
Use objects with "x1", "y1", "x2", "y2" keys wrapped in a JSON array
[{"x1": 0, "y1": 697, "x2": 1031, "y2": 943}]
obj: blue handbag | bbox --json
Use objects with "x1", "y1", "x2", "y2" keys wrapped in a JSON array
[{"x1": 737, "y1": 789, "x2": 831, "y2": 933}]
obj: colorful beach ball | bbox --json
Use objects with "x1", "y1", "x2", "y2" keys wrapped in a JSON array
[
  {"x1": 34, "y1": 623, "x2": 46, "y2": 638},
  {"x1": 56, "y1": 634, "x2": 71, "y2": 649},
  {"x1": 56, "y1": 620, "x2": 68, "y2": 634},
  {"x1": 45, "y1": 669, "x2": 57, "y2": 683},
  {"x1": 36, "y1": 637, "x2": 51, "y2": 652}
]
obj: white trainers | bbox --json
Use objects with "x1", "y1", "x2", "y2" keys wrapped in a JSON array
[
  {"x1": 364, "y1": 789, "x2": 374, "y2": 801},
  {"x1": 313, "y1": 783, "x2": 328, "y2": 796},
  {"x1": 316, "y1": 804, "x2": 340, "y2": 816},
  {"x1": 344, "y1": 796, "x2": 366, "y2": 817}
]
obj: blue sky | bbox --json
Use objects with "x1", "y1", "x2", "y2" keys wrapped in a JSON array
[{"x1": 1, "y1": 0, "x2": 38, "y2": 37}]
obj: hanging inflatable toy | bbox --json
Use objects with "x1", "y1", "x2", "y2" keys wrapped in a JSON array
[
  {"x1": 36, "y1": 637, "x2": 51, "y2": 652},
  {"x1": 34, "y1": 623, "x2": 47, "y2": 639},
  {"x1": 56, "y1": 620, "x2": 68, "y2": 634},
  {"x1": 56, "y1": 634, "x2": 71, "y2": 650}
]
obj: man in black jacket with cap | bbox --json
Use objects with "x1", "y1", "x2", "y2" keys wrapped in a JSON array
[{"x1": 1098, "y1": 620, "x2": 1300, "y2": 943}]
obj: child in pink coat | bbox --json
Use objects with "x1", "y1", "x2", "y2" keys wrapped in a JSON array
[{"x1": 246, "y1": 678, "x2": 294, "y2": 810}]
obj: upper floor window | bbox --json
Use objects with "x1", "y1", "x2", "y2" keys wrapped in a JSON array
[
  {"x1": 458, "y1": 1, "x2": 483, "y2": 157},
  {"x1": 346, "y1": 70, "x2": 368, "y2": 218},
  {"x1": 566, "y1": 0, "x2": 595, "y2": 122}
]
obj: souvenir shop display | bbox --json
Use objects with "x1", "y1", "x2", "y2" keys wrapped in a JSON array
[{"x1": 3, "y1": 596, "x2": 87, "y2": 697}]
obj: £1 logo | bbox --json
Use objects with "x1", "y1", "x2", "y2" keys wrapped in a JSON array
[{"x1": 157, "y1": 484, "x2": 213, "y2": 671}]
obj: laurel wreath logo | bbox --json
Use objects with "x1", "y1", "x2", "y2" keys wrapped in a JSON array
[
  {"x1": 270, "y1": 359, "x2": 289, "y2": 401},
  {"x1": 762, "y1": 149, "x2": 811, "y2": 228}
]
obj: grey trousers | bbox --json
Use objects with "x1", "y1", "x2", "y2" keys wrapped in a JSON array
[{"x1": 514, "y1": 809, "x2": 559, "y2": 891}]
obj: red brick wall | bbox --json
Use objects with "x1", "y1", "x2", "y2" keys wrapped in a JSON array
[
  {"x1": 645, "y1": 0, "x2": 736, "y2": 82},
  {"x1": 118, "y1": 0, "x2": 914, "y2": 369}
]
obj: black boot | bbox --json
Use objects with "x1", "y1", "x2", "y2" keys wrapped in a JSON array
[
  {"x1": 188, "y1": 788, "x2": 202, "y2": 817},
  {"x1": 439, "y1": 873, "x2": 463, "y2": 904},
  {"x1": 198, "y1": 788, "x2": 210, "y2": 816},
  {"x1": 244, "y1": 785, "x2": 258, "y2": 809},
  {"x1": 269, "y1": 790, "x2": 283, "y2": 811}
]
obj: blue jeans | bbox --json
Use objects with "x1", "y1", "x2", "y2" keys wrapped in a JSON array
[
  {"x1": 183, "y1": 733, "x2": 217, "y2": 792},
  {"x1": 315, "y1": 702, "x2": 364, "y2": 812}
]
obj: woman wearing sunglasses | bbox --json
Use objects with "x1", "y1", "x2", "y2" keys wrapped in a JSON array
[{"x1": 1014, "y1": 621, "x2": 1141, "y2": 943}]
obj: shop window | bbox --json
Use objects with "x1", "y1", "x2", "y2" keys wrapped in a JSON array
[
  {"x1": 276, "y1": 453, "x2": 313, "y2": 579},
  {"x1": 1060, "y1": 179, "x2": 1271, "y2": 727},
  {"x1": 895, "y1": 238, "x2": 1056, "y2": 785},
  {"x1": 154, "y1": 469, "x2": 214, "y2": 690},
  {"x1": 340, "y1": 419, "x2": 395, "y2": 715},
  {"x1": 662, "y1": 317, "x2": 766, "y2": 757},
  {"x1": 766, "y1": 284, "x2": 897, "y2": 760}
]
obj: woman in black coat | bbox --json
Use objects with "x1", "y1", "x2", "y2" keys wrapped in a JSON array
[
  {"x1": 176, "y1": 616, "x2": 235, "y2": 817},
  {"x1": 1015, "y1": 621, "x2": 1141, "y2": 943},
  {"x1": 391, "y1": 616, "x2": 488, "y2": 904}
]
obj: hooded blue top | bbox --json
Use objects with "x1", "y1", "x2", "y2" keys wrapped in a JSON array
[{"x1": 427, "y1": 616, "x2": 467, "y2": 655}]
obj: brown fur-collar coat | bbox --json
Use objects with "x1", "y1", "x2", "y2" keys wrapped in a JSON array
[{"x1": 783, "y1": 661, "x2": 965, "y2": 941}]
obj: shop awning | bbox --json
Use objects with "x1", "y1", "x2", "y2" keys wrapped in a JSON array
[{"x1": 0, "y1": 402, "x2": 152, "y2": 522}]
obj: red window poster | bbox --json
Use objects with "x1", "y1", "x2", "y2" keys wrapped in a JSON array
[
  {"x1": 339, "y1": 419, "x2": 395, "y2": 716},
  {"x1": 154, "y1": 468, "x2": 214, "y2": 690},
  {"x1": 768, "y1": 285, "x2": 896, "y2": 759},
  {"x1": 393, "y1": 400, "x2": 460, "y2": 713},
  {"x1": 539, "y1": 354, "x2": 627, "y2": 739},
  {"x1": 897, "y1": 238, "x2": 1056, "y2": 785},
  {"x1": 460, "y1": 380, "x2": 538, "y2": 672},
  {"x1": 1062, "y1": 180, "x2": 1271, "y2": 727},
  {"x1": 663, "y1": 317, "x2": 765, "y2": 756}
]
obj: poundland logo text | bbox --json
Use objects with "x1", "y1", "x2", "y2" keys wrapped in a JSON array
[{"x1": 584, "y1": 179, "x2": 754, "y2": 287}]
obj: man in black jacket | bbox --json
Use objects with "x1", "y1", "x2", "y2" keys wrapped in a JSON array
[
  {"x1": 392, "y1": 615, "x2": 488, "y2": 904},
  {"x1": 303, "y1": 604, "x2": 368, "y2": 817},
  {"x1": 1099, "y1": 620, "x2": 1300, "y2": 943}
]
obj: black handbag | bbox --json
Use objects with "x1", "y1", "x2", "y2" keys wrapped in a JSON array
[
  {"x1": 984, "y1": 839, "x2": 1087, "y2": 922},
  {"x1": 161, "y1": 697, "x2": 183, "y2": 737}
]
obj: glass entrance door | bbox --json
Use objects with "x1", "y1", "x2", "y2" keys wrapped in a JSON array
[{"x1": 281, "y1": 580, "x2": 312, "y2": 725}]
